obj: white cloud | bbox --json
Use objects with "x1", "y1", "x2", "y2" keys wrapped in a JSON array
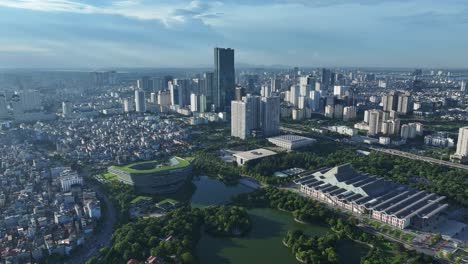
[
  {"x1": 0, "y1": 44, "x2": 50, "y2": 53},
  {"x1": 0, "y1": 0, "x2": 221, "y2": 26}
]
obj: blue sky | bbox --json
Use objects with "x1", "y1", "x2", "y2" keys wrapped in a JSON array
[{"x1": 0, "y1": 0, "x2": 467, "y2": 68}]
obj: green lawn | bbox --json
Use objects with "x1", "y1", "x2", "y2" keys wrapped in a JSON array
[
  {"x1": 102, "y1": 172, "x2": 117, "y2": 181},
  {"x1": 131, "y1": 196, "x2": 153, "y2": 204},
  {"x1": 110, "y1": 157, "x2": 190, "y2": 173}
]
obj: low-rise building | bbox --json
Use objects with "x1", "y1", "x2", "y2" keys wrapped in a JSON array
[{"x1": 267, "y1": 134, "x2": 316, "y2": 150}]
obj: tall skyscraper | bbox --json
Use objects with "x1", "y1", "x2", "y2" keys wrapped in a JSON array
[
  {"x1": 190, "y1": 93, "x2": 198, "y2": 112},
  {"x1": 137, "y1": 76, "x2": 153, "y2": 92},
  {"x1": 309, "y1": 91, "x2": 321, "y2": 112},
  {"x1": 271, "y1": 78, "x2": 281, "y2": 92},
  {"x1": 135, "y1": 89, "x2": 146, "y2": 113},
  {"x1": 368, "y1": 109, "x2": 383, "y2": 136},
  {"x1": 203, "y1": 72, "x2": 214, "y2": 107},
  {"x1": 397, "y1": 92, "x2": 412, "y2": 115},
  {"x1": 231, "y1": 94, "x2": 279, "y2": 139},
  {"x1": 451, "y1": 127, "x2": 468, "y2": 163},
  {"x1": 321, "y1": 69, "x2": 331, "y2": 90},
  {"x1": 214, "y1": 47, "x2": 235, "y2": 111},
  {"x1": 461, "y1": 81, "x2": 466, "y2": 92},
  {"x1": 289, "y1": 85, "x2": 300, "y2": 106},
  {"x1": 261, "y1": 96, "x2": 280, "y2": 137},
  {"x1": 382, "y1": 91, "x2": 399, "y2": 112}
]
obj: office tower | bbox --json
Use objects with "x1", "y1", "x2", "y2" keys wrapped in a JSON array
[
  {"x1": 321, "y1": 69, "x2": 331, "y2": 90},
  {"x1": 343, "y1": 106, "x2": 357, "y2": 121},
  {"x1": 299, "y1": 75, "x2": 313, "y2": 96},
  {"x1": 214, "y1": 47, "x2": 235, "y2": 111},
  {"x1": 382, "y1": 91, "x2": 399, "y2": 112},
  {"x1": 454, "y1": 127, "x2": 468, "y2": 157},
  {"x1": 231, "y1": 94, "x2": 260, "y2": 139},
  {"x1": 461, "y1": 81, "x2": 466, "y2": 92},
  {"x1": 260, "y1": 96, "x2": 280, "y2": 137},
  {"x1": 261, "y1": 85, "x2": 273, "y2": 97},
  {"x1": 150, "y1": 93, "x2": 157, "y2": 104},
  {"x1": 0, "y1": 94, "x2": 8, "y2": 118},
  {"x1": 190, "y1": 93, "x2": 198, "y2": 112},
  {"x1": 397, "y1": 92, "x2": 412, "y2": 115},
  {"x1": 364, "y1": 110, "x2": 370, "y2": 123},
  {"x1": 62, "y1": 101, "x2": 73, "y2": 117},
  {"x1": 315, "y1": 81, "x2": 322, "y2": 92},
  {"x1": 203, "y1": 72, "x2": 214, "y2": 106},
  {"x1": 235, "y1": 86, "x2": 245, "y2": 101},
  {"x1": 174, "y1": 79, "x2": 191, "y2": 107},
  {"x1": 297, "y1": 96, "x2": 306, "y2": 109},
  {"x1": 271, "y1": 78, "x2": 281, "y2": 92},
  {"x1": 309, "y1": 91, "x2": 321, "y2": 112},
  {"x1": 123, "y1": 98, "x2": 134, "y2": 113},
  {"x1": 289, "y1": 85, "x2": 300, "y2": 106},
  {"x1": 333, "y1": 85, "x2": 349, "y2": 98},
  {"x1": 135, "y1": 89, "x2": 146, "y2": 113},
  {"x1": 325, "y1": 105, "x2": 334, "y2": 118},
  {"x1": 333, "y1": 104, "x2": 344, "y2": 120},
  {"x1": 169, "y1": 82, "x2": 180, "y2": 106},
  {"x1": 199, "y1": 94, "x2": 207, "y2": 113},
  {"x1": 137, "y1": 76, "x2": 153, "y2": 92},
  {"x1": 157, "y1": 91, "x2": 171, "y2": 107},
  {"x1": 368, "y1": 110, "x2": 382, "y2": 136}
]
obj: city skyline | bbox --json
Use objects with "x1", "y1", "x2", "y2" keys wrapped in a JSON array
[{"x1": 1, "y1": 0, "x2": 468, "y2": 68}]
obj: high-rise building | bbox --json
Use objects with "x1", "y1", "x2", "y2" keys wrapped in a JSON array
[
  {"x1": 199, "y1": 94, "x2": 207, "y2": 113},
  {"x1": 333, "y1": 104, "x2": 344, "y2": 120},
  {"x1": 321, "y1": 69, "x2": 331, "y2": 90},
  {"x1": 368, "y1": 109, "x2": 383, "y2": 136},
  {"x1": 150, "y1": 92, "x2": 157, "y2": 104},
  {"x1": 62, "y1": 101, "x2": 73, "y2": 117},
  {"x1": 397, "y1": 92, "x2": 412, "y2": 115},
  {"x1": 190, "y1": 93, "x2": 198, "y2": 112},
  {"x1": 260, "y1": 96, "x2": 280, "y2": 137},
  {"x1": 451, "y1": 127, "x2": 468, "y2": 163},
  {"x1": 231, "y1": 94, "x2": 260, "y2": 139},
  {"x1": 169, "y1": 82, "x2": 180, "y2": 106},
  {"x1": 214, "y1": 47, "x2": 235, "y2": 111},
  {"x1": 333, "y1": 85, "x2": 349, "y2": 98},
  {"x1": 382, "y1": 91, "x2": 399, "y2": 112},
  {"x1": 343, "y1": 106, "x2": 357, "y2": 121},
  {"x1": 135, "y1": 89, "x2": 146, "y2": 113},
  {"x1": 309, "y1": 91, "x2": 321, "y2": 112},
  {"x1": 231, "y1": 95, "x2": 279, "y2": 139},
  {"x1": 203, "y1": 72, "x2": 214, "y2": 106},
  {"x1": 271, "y1": 78, "x2": 281, "y2": 92},
  {"x1": 461, "y1": 81, "x2": 466, "y2": 92},
  {"x1": 0, "y1": 94, "x2": 9, "y2": 119},
  {"x1": 137, "y1": 76, "x2": 153, "y2": 92},
  {"x1": 289, "y1": 85, "x2": 300, "y2": 106},
  {"x1": 123, "y1": 98, "x2": 134, "y2": 113}
]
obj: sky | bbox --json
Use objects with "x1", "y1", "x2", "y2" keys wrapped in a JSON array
[{"x1": 0, "y1": 0, "x2": 467, "y2": 69}]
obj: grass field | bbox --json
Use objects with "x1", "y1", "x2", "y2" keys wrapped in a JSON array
[
  {"x1": 109, "y1": 157, "x2": 190, "y2": 174},
  {"x1": 130, "y1": 196, "x2": 153, "y2": 204},
  {"x1": 102, "y1": 172, "x2": 118, "y2": 181}
]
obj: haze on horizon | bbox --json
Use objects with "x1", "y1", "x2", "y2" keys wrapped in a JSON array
[{"x1": 1, "y1": 0, "x2": 467, "y2": 69}]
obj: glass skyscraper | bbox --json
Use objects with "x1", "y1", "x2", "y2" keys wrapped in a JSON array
[{"x1": 214, "y1": 47, "x2": 235, "y2": 112}]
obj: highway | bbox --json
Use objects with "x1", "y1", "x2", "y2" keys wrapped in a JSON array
[
  {"x1": 370, "y1": 147, "x2": 468, "y2": 171},
  {"x1": 280, "y1": 125, "x2": 468, "y2": 171}
]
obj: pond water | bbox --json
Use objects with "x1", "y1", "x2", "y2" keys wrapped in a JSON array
[
  {"x1": 190, "y1": 176, "x2": 254, "y2": 207},
  {"x1": 191, "y1": 177, "x2": 370, "y2": 263}
]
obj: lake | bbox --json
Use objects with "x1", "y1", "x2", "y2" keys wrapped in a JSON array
[{"x1": 190, "y1": 177, "x2": 370, "y2": 264}]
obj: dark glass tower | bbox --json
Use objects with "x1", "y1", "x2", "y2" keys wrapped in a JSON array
[{"x1": 214, "y1": 47, "x2": 235, "y2": 112}]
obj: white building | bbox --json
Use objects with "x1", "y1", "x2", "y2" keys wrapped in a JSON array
[
  {"x1": 59, "y1": 170, "x2": 83, "y2": 192},
  {"x1": 451, "y1": 127, "x2": 468, "y2": 164},
  {"x1": 134, "y1": 89, "x2": 146, "y2": 113},
  {"x1": 343, "y1": 106, "x2": 357, "y2": 121},
  {"x1": 424, "y1": 132, "x2": 455, "y2": 148},
  {"x1": 190, "y1": 93, "x2": 198, "y2": 112},
  {"x1": 267, "y1": 134, "x2": 316, "y2": 150},
  {"x1": 62, "y1": 101, "x2": 73, "y2": 118},
  {"x1": 233, "y1": 148, "x2": 277, "y2": 166}
]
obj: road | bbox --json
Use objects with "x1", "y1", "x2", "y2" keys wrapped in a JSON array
[
  {"x1": 280, "y1": 125, "x2": 468, "y2": 171},
  {"x1": 65, "y1": 182, "x2": 117, "y2": 264},
  {"x1": 370, "y1": 147, "x2": 468, "y2": 171}
]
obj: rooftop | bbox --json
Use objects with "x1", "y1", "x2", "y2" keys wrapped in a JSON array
[{"x1": 233, "y1": 148, "x2": 277, "y2": 161}]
